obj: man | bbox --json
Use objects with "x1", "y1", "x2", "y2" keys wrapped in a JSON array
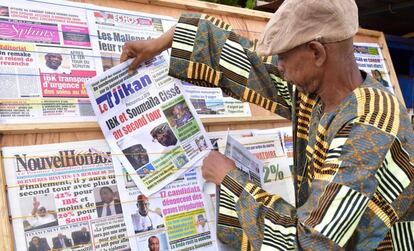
[
  {"x1": 196, "y1": 214, "x2": 209, "y2": 234},
  {"x1": 40, "y1": 52, "x2": 70, "y2": 74},
  {"x1": 72, "y1": 227, "x2": 91, "y2": 245},
  {"x1": 150, "y1": 123, "x2": 178, "y2": 147},
  {"x1": 121, "y1": 0, "x2": 414, "y2": 250},
  {"x1": 148, "y1": 236, "x2": 160, "y2": 251},
  {"x1": 96, "y1": 186, "x2": 123, "y2": 217},
  {"x1": 131, "y1": 194, "x2": 164, "y2": 233},
  {"x1": 172, "y1": 103, "x2": 193, "y2": 127},
  {"x1": 27, "y1": 197, "x2": 57, "y2": 229},
  {"x1": 52, "y1": 233, "x2": 73, "y2": 249},
  {"x1": 122, "y1": 143, "x2": 150, "y2": 170}
]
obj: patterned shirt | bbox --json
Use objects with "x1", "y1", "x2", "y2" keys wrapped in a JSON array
[{"x1": 169, "y1": 13, "x2": 414, "y2": 250}]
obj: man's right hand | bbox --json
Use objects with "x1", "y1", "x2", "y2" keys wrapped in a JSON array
[
  {"x1": 120, "y1": 26, "x2": 175, "y2": 75},
  {"x1": 33, "y1": 197, "x2": 40, "y2": 209}
]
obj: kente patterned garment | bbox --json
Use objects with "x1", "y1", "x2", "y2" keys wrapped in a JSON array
[{"x1": 168, "y1": 13, "x2": 414, "y2": 251}]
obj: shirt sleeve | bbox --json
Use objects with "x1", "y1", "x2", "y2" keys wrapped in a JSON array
[
  {"x1": 168, "y1": 13, "x2": 292, "y2": 120},
  {"x1": 217, "y1": 120, "x2": 414, "y2": 250}
]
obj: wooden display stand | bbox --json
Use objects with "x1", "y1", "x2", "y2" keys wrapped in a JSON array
[{"x1": 0, "y1": 0, "x2": 404, "y2": 250}]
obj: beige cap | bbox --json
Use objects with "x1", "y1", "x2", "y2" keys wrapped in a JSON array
[{"x1": 256, "y1": 0, "x2": 359, "y2": 55}]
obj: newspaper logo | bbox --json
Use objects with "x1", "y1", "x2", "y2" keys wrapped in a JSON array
[
  {"x1": 96, "y1": 74, "x2": 152, "y2": 113},
  {"x1": 15, "y1": 149, "x2": 111, "y2": 172}
]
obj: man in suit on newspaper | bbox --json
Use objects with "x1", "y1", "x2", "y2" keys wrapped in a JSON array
[
  {"x1": 72, "y1": 227, "x2": 91, "y2": 246},
  {"x1": 52, "y1": 233, "x2": 73, "y2": 249},
  {"x1": 95, "y1": 186, "x2": 123, "y2": 217}
]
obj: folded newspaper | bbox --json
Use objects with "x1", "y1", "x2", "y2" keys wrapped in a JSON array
[
  {"x1": 2, "y1": 140, "x2": 130, "y2": 251},
  {"x1": 86, "y1": 54, "x2": 212, "y2": 196},
  {"x1": 219, "y1": 135, "x2": 263, "y2": 186}
]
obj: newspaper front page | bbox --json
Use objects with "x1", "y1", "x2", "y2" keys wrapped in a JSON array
[
  {"x1": 86, "y1": 4, "x2": 176, "y2": 74},
  {"x1": 0, "y1": 0, "x2": 98, "y2": 123},
  {"x1": 353, "y1": 42, "x2": 394, "y2": 94},
  {"x1": 2, "y1": 140, "x2": 130, "y2": 251},
  {"x1": 86, "y1": 56, "x2": 212, "y2": 196},
  {"x1": 112, "y1": 157, "x2": 217, "y2": 251}
]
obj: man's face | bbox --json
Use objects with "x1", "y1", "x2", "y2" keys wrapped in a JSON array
[
  {"x1": 100, "y1": 188, "x2": 114, "y2": 203},
  {"x1": 154, "y1": 128, "x2": 177, "y2": 147},
  {"x1": 58, "y1": 233, "x2": 63, "y2": 239},
  {"x1": 45, "y1": 53, "x2": 63, "y2": 69},
  {"x1": 32, "y1": 237, "x2": 40, "y2": 245},
  {"x1": 37, "y1": 207, "x2": 47, "y2": 217},
  {"x1": 277, "y1": 43, "x2": 320, "y2": 94},
  {"x1": 127, "y1": 145, "x2": 149, "y2": 167},
  {"x1": 137, "y1": 199, "x2": 149, "y2": 216},
  {"x1": 148, "y1": 237, "x2": 160, "y2": 251},
  {"x1": 197, "y1": 215, "x2": 206, "y2": 227},
  {"x1": 173, "y1": 106, "x2": 184, "y2": 118},
  {"x1": 372, "y1": 70, "x2": 381, "y2": 81}
]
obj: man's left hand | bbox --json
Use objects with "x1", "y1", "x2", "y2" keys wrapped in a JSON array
[{"x1": 202, "y1": 151, "x2": 236, "y2": 185}]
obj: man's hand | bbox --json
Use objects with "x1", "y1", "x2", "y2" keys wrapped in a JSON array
[
  {"x1": 202, "y1": 151, "x2": 236, "y2": 185},
  {"x1": 120, "y1": 26, "x2": 175, "y2": 75},
  {"x1": 33, "y1": 197, "x2": 40, "y2": 209},
  {"x1": 32, "y1": 197, "x2": 40, "y2": 216}
]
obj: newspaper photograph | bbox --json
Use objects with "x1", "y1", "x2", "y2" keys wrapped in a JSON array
[
  {"x1": 86, "y1": 4, "x2": 176, "y2": 74},
  {"x1": 182, "y1": 84, "x2": 251, "y2": 118},
  {"x1": 353, "y1": 42, "x2": 394, "y2": 93},
  {"x1": 112, "y1": 157, "x2": 217, "y2": 251},
  {"x1": 2, "y1": 139, "x2": 130, "y2": 251},
  {"x1": 0, "y1": 0, "x2": 98, "y2": 123},
  {"x1": 86, "y1": 55, "x2": 212, "y2": 196}
]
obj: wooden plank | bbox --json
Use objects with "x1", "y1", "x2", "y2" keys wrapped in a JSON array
[
  {"x1": 0, "y1": 116, "x2": 289, "y2": 134},
  {"x1": 378, "y1": 32, "x2": 405, "y2": 106},
  {"x1": 126, "y1": 0, "x2": 274, "y2": 21},
  {"x1": 0, "y1": 152, "x2": 14, "y2": 251}
]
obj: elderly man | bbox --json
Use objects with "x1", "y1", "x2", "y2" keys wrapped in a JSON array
[{"x1": 121, "y1": 0, "x2": 414, "y2": 250}]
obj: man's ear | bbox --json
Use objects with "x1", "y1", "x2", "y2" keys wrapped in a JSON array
[{"x1": 308, "y1": 41, "x2": 326, "y2": 67}]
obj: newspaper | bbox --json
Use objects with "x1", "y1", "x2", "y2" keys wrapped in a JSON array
[
  {"x1": 231, "y1": 135, "x2": 295, "y2": 205},
  {"x1": 0, "y1": 0, "x2": 177, "y2": 124},
  {"x1": 111, "y1": 157, "x2": 217, "y2": 251},
  {"x1": 2, "y1": 139, "x2": 130, "y2": 251},
  {"x1": 354, "y1": 42, "x2": 394, "y2": 93},
  {"x1": 0, "y1": 0, "x2": 98, "y2": 123},
  {"x1": 86, "y1": 55, "x2": 212, "y2": 196},
  {"x1": 182, "y1": 84, "x2": 251, "y2": 118},
  {"x1": 253, "y1": 127, "x2": 294, "y2": 157},
  {"x1": 218, "y1": 135, "x2": 263, "y2": 186},
  {"x1": 86, "y1": 4, "x2": 176, "y2": 74}
]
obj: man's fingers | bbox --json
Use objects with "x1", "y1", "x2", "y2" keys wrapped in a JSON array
[
  {"x1": 128, "y1": 55, "x2": 143, "y2": 75},
  {"x1": 120, "y1": 50, "x2": 128, "y2": 63},
  {"x1": 120, "y1": 46, "x2": 133, "y2": 63}
]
